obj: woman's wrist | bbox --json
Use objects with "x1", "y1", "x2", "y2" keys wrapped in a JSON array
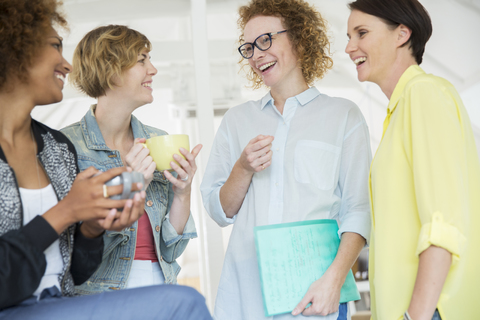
[
  {"x1": 173, "y1": 190, "x2": 191, "y2": 202},
  {"x1": 235, "y1": 159, "x2": 255, "y2": 177},
  {"x1": 42, "y1": 202, "x2": 77, "y2": 235},
  {"x1": 79, "y1": 221, "x2": 104, "y2": 238},
  {"x1": 323, "y1": 266, "x2": 347, "y2": 289},
  {"x1": 404, "y1": 310, "x2": 412, "y2": 320}
]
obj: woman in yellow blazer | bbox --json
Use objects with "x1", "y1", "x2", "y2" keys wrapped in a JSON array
[{"x1": 345, "y1": 0, "x2": 480, "y2": 319}]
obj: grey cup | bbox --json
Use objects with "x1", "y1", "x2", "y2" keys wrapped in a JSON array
[{"x1": 104, "y1": 171, "x2": 145, "y2": 200}]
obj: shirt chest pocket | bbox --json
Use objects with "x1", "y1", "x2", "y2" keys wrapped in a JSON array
[{"x1": 294, "y1": 140, "x2": 340, "y2": 190}]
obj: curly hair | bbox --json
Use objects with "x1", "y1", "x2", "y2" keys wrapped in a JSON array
[
  {"x1": 0, "y1": 0, "x2": 67, "y2": 90},
  {"x1": 70, "y1": 25, "x2": 151, "y2": 98},
  {"x1": 238, "y1": 0, "x2": 333, "y2": 89}
]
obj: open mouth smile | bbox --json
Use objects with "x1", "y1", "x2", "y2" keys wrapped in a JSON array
[
  {"x1": 142, "y1": 81, "x2": 152, "y2": 90},
  {"x1": 354, "y1": 57, "x2": 367, "y2": 66},
  {"x1": 55, "y1": 72, "x2": 65, "y2": 83},
  {"x1": 258, "y1": 61, "x2": 276, "y2": 72}
]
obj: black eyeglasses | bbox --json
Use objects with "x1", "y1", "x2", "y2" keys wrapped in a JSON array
[{"x1": 238, "y1": 30, "x2": 288, "y2": 59}]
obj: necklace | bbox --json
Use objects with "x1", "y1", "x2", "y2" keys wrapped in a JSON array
[{"x1": 30, "y1": 128, "x2": 43, "y2": 213}]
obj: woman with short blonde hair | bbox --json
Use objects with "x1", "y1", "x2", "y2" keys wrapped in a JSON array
[{"x1": 62, "y1": 24, "x2": 203, "y2": 294}]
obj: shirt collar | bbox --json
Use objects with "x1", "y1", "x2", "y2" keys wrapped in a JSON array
[
  {"x1": 81, "y1": 104, "x2": 151, "y2": 150},
  {"x1": 260, "y1": 86, "x2": 321, "y2": 110},
  {"x1": 387, "y1": 65, "x2": 425, "y2": 114}
]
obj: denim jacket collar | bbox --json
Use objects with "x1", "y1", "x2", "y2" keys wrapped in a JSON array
[{"x1": 81, "y1": 105, "x2": 153, "y2": 150}]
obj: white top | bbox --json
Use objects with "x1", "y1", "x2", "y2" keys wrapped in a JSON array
[
  {"x1": 20, "y1": 184, "x2": 63, "y2": 297},
  {"x1": 200, "y1": 87, "x2": 372, "y2": 320}
]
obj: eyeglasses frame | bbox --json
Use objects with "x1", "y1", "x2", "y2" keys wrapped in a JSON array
[{"x1": 238, "y1": 30, "x2": 288, "y2": 59}]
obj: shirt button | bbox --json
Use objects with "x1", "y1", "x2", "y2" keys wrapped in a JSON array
[
  {"x1": 155, "y1": 225, "x2": 160, "y2": 232},
  {"x1": 275, "y1": 183, "x2": 279, "y2": 186},
  {"x1": 147, "y1": 200, "x2": 153, "y2": 207},
  {"x1": 129, "y1": 228, "x2": 135, "y2": 232},
  {"x1": 276, "y1": 148, "x2": 279, "y2": 151}
]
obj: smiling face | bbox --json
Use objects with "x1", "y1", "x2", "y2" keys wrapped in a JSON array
[
  {"x1": 345, "y1": 10, "x2": 400, "y2": 85},
  {"x1": 26, "y1": 28, "x2": 72, "y2": 105},
  {"x1": 243, "y1": 15, "x2": 306, "y2": 93},
  {"x1": 112, "y1": 49, "x2": 157, "y2": 107}
]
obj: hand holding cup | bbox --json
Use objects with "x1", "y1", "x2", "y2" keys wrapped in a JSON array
[
  {"x1": 50, "y1": 166, "x2": 145, "y2": 238},
  {"x1": 125, "y1": 138, "x2": 156, "y2": 188},
  {"x1": 163, "y1": 144, "x2": 203, "y2": 196}
]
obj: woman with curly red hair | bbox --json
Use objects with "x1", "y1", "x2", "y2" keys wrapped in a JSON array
[
  {"x1": 0, "y1": 0, "x2": 211, "y2": 319},
  {"x1": 200, "y1": 0, "x2": 371, "y2": 319}
]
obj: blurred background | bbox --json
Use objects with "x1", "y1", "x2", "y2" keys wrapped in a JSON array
[{"x1": 33, "y1": 0, "x2": 480, "y2": 315}]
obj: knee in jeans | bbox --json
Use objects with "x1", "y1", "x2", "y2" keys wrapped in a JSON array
[{"x1": 169, "y1": 285, "x2": 205, "y2": 305}]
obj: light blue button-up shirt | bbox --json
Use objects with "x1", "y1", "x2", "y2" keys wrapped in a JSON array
[{"x1": 201, "y1": 87, "x2": 372, "y2": 320}]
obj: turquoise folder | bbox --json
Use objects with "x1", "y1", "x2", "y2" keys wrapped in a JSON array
[{"x1": 254, "y1": 219, "x2": 360, "y2": 317}]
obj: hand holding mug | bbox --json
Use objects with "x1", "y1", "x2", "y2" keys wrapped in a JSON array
[
  {"x1": 163, "y1": 144, "x2": 203, "y2": 196},
  {"x1": 125, "y1": 138, "x2": 156, "y2": 188},
  {"x1": 52, "y1": 166, "x2": 144, "y2": 237}
]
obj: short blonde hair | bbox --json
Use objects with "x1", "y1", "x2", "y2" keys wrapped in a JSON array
[
  {"x1": 70, "y1": 25, "x2": 151, "y2": 98},
  {"x1": 238, "y1": 0, "x2": 333, "y2": 89}
]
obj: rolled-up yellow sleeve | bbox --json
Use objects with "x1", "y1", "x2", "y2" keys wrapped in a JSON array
[
  {"x1": 416, "y1": 211, "x2": 467, "y2": 262},
  {"x1": 408, "y1": 79, "x2": 469, "y2": 261}
]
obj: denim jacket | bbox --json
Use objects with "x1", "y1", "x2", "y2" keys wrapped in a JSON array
[{"x1": 61, "y1": 106, "x2": 197, "y2": 294}]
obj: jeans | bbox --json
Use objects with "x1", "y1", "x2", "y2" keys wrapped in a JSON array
[
  {"x1": 125, "y1": 260, "x2": 166, "y2": 289},
  {"x1": 0, "y1": 285, "x2": 212, "y2": 320},
  {"x1": 337, "y1": 303, "x2": 348, "y2": 320}
]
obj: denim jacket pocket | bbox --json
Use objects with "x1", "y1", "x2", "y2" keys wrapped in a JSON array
[
  {"x1": 103, "y1": 231, "x2": 126, "y2": 257},
  {"x1": 76, "y1": 155, "x2": 118, "y2": 172},
  {"x1": 150, "y1": 171, "x2": 169, "y2": 207},
  {"x1": 294, "y1": 140, "x2": 340, "y2": 190},
  {"x1": 152, "y1": 170, "x2": 169, "y2": 183}
]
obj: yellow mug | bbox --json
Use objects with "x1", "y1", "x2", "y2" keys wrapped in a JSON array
[{"x1": 142, "y1": 134, "x2": 190, "y2": 172}]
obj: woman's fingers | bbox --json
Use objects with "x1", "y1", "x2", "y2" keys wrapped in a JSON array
[
  {"x1": 97, "y1": 209, "x2": 118, "y2": 230},
  {"x1": 118, "y1": 199, "x2": 134, "y2": 226},
  {"x1": 173, "y1": 154, "x2": 191, "y2": 176},
  {"x1": 125, "y1": 144, "x2": 150, "y2": 170},
  {"x1": 76, "y1": 166, "x2": 100, "y2": 180},
  {"x1": 246, "y1": 144, "x2": 272, "y2": 168},
  {"x1": 189, "y1": 144, "x2": 203, "y2": 159},
  {"x1": 108, "y1": 192, "x2": 145, "y2": 231},
  {"x1": 138, "y1": 155, "x2": 154, "y2": 174},
  {"x1": 146, "y1": 162, "x2": 156, "y2": 176},
  {"x1": 167, "y1": 160, "x2": 188, "y2": 183},
  {"x1": 92, "y1": 167, "x2": 127, "y2": 184},
  {"x1": 250, "y1": 135, "x2": 274, "y2": 153},
  {"x1": 163, "y1": 169, "x2": 187, "y2": 188}
]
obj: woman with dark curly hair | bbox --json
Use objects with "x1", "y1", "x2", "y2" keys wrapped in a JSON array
[
  {"x1": 0, "y1": 0, "x2": 211, "y2": 319},
  {"x1": 201, "y1": 0, "x2": 371, "y2": 319},
  {"x1": 346, "y1": 0, "x2": 480, "y2": 319}
]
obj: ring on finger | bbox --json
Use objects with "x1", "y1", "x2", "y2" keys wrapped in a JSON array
[
  {"x1": 103, "y1": 184, "x2": 109, "y2": 198},
  {"x1": 261, "y1": 164, "x2": 265, "y2": 170},
  {"x1": 181, "y1": 174, "x2": 189, "y2": 182}
]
